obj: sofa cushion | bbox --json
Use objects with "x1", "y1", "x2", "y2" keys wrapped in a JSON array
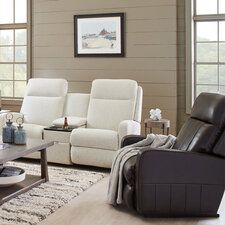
[
  {"x1": 21, "y1": 96, "x2": 65, "y2": 126},
  {"x1": 52, "y1": 117, "x2": 87, "y2": 128},
  {"x1": 191, "y1": 92, "x2": 225, "y2": 128},
  {"x1": 64, "y1": 93, "x2": 90, "y2": 117},
  {"x1": 87, "y1": 79, "x2": 138, "y2": 131},
  {"x1": 70, "y1": 128, "x2": 119, "y2": 151},
  {"x1": 20, "y1": 78, "x2": 68, "y2": 127},
  {"x1": 23, "y1": 123, "x2": 45, "y2": 139}
]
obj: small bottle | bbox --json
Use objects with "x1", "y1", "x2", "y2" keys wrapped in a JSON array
[
  {"x1": 14, "y1": 117, "x2": 26, "y2": 145},
  {"x1": 62, "y1": 117, "x2": 69, "y2": 129},
  {"x1": 2, "y1": 113, "x2": 16, "y2": 143}
]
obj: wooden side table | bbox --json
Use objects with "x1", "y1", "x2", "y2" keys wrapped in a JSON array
[{"x1": 144, "y1": 118, "x2": 170, "y2": 135}]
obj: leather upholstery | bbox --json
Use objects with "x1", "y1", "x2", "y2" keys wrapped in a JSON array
[
  {"x1": 121, "y1": 93, "x2": 225, "y2": 216},
  {"x1": 191, "y1": 92, "x2": 225, "y2": 128},
  {"x1": 213, "y1": 130, "x2": 225, "y2": 157},
  {"x1": 173, "y1": 93, "x2": 225, "y2": 154}
]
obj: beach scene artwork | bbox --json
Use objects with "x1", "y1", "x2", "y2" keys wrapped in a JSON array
[{"x1": 76, "y1": 15, "x2": 123, "y2": 55}]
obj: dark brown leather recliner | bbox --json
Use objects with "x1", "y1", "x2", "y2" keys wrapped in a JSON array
[{"x1": 121, "y1": 93, "x2": 225, "y2": 217}]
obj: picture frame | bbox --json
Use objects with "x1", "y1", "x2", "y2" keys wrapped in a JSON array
[{"x1": 74, "y1": 13, "x2": 125, "y2": 57}]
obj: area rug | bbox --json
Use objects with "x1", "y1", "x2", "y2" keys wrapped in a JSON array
[{"x1": 0, "y1": 161, "x2": 107, "y2": 225}]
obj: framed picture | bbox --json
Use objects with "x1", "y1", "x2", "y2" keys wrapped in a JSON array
[{"x1": 74, "y1": 13, "x2": 125, "y2": 57}]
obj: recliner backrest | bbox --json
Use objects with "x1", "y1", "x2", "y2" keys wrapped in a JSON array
[
  {"x1": 87, "y1": 79, "x2": 140, "y2": 131},
  {"x1": 20, "y1": 78, "x2": 68, "y2": 126},
  {"x1": 173, "y1": 93, "x2": 225, "y2": 154}
]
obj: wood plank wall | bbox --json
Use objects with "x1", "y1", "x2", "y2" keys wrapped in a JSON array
[{"x1": 4, "y1": 0, "x2": 179, "y2": 134}]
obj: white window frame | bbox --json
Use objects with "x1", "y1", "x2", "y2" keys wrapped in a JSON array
[
  {"x1": 0, "y1": 0, "x2": 32, "y2": 100},
  {"x1": 186, "y1": 0, "x2": 225, "y2": 113}
]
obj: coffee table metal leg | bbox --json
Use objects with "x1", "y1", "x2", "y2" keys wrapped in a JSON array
[{"x1": 40, "y1": 148, "x2": 49, "y2": 181}]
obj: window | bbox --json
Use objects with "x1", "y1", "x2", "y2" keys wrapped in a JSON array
[
  {"x1": 186, "y1": 0, "x2": 225, "y2": 112},
  {"x1": 0, "y1": 0, "x2": 31, "y2": 99}
]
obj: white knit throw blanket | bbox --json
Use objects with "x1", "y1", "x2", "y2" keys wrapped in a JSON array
[{"x1": 107, "y1": 134, "x2": 176, "y2": 206}]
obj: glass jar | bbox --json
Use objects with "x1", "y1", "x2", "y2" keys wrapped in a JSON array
[
  {"x1": 14, "y1": 124, "x2": 26, "y2": 145},
  {"x1": 2, "y1": 121, "x2": 16, "y2": 144}
]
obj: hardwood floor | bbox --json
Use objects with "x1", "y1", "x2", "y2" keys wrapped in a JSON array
[{"x1": 39, "y1": 176, "x2": 225, "y2": 225}]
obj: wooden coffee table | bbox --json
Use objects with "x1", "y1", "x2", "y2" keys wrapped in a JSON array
[{"x1": 0, "y1": 138, "x2": 54, "y2": 205}]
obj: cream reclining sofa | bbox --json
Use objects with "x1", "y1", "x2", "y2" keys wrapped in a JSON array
[
  {"x1": 70, "y1": 79, "x2": 143, "y2": 168},
  {"x1": 0, "y1": 78, "x2": 143, "y2": 168}
]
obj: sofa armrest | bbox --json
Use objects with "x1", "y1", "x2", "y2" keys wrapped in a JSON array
[
  {"x1": 121, "y1": 135, "x2": 146, "y2": 148},
  {"x1": 118, "y1": 120, "x2": 141, "y2": 147},
  {"x1": 136, "y1": 149, "x2": 225, "y2": 215},
  {"x1": 136, "y1": 148, "x2": 225, "y2": 186}
]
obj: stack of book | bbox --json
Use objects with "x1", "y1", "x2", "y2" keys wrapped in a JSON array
[{"x1": 0, "y1": 167, "x2": 23, "y2": 177}]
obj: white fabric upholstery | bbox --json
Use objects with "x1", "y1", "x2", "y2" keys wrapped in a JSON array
[
  {"x1": 64, "y1": 93, "x2": 90, "y2": 117},
  {"x1": 87, "y1": 79, "x2": 138, "y2": 131},
  {"x1": 134, "y1": 86, "x2": 143, "y2": 123},
  {"x1": 21, "y1": 96, "x2": 65, "y2": 126},
  {"x1": 71, "y1": 146, "x2": 116, "y2": 168},
  {"x1": 20, "y1": 78, "x2": 68, "y2": 126},
  {"x1": 25, "y1": 78, "x2": 68, "y2": 97},
  {"x1": 70, "y1": 128, "x2": 119, "y2": 151},
  {"x1": 25, "y1": 143, "x2": 72, "y2": 164},
  {"x1": 23, "y1": 123, "x2": 45, "y2": 139},
  {"x1": 118, "y1": 120, "x2": 141, "y2": 146},
  {"x1": 52, "y1": 116, "x2": 87, "y2": 128}
]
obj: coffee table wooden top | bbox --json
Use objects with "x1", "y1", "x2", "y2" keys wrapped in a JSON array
[{"x1": 0, "y1": 138, "x2": 54, "y2": 164}]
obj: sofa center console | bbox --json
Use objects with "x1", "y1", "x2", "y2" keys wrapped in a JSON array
[{"x1": 43, "y1": 126, "x2": 73, "y2": 165}]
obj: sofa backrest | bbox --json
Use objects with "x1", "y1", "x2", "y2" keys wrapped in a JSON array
[
  {"x1": 20, "y1": 78, "x2": 68, "y2": 126},
  {"x1": 173, "y1": 93, "x2": 225, "y2": 155},
  {"x1": 63, "y1": 93, "x2": 90, "y2": 118},
  {"x1": 87, "y1": 79, "x2": 139, "y2": 131},
  {"x1": 134, "y1": 86, "x2": 143, "y2": 123}
]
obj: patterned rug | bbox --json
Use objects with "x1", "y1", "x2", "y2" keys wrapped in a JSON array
[{"x1": 0, "y1": 161, "x2": 107, "y2": 225}]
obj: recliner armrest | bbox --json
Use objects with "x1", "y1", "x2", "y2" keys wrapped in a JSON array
[
  {"x1": 121, "y1": 135, "x2": 146, "y2": 148},
  {"x1": 118, "y1": 120, "x2": 141, "y2": 147},
  {"x1": 135, "y1": 149, "x2": 225, "y2": 216},
  {"x1": 136, "y1": 148, "x2": 225, "y2": 186}
]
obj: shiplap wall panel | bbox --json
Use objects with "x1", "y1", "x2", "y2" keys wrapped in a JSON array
[
  {"x1": 34, "y1": 70, "x2": 177, "y2": 84},
  {"x1": 33, "y1": 0, "x2": 178, "y2": 134}
]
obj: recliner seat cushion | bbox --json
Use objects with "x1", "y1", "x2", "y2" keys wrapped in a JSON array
[{"x1": 70, "y1": 128, "x2": 119, "y2": 151}]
